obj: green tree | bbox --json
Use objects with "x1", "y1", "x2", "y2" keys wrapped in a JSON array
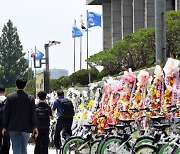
[
  {"x1": 166, "y1": 10, "x2": 180, "y2": 57},
  {"x1": 88, "y1": 27, "x2": 155, "y2": 73},
  {"x1": 26, "y1": 79, "x2": 36, "y2": 97},
  {"x1": 88, "y1": 10, "x2": 180, "y2": 73},
  {"x1": 118, "y1": 28, "x2": 155, "y2": 70},
  {"x1": 0, "y1": 20, "x2": 28, "y2": 87},
  {"x1": 87, "y1": 49, "x2": 121, "y2": 75},
  {"x1": 70, "y1": 68, "x2": 99, "y2": 86}
]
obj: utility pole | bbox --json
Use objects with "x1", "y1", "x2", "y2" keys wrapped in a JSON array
[{"x1": 155, "y1": 0, "x2": 166, "y2": 65}]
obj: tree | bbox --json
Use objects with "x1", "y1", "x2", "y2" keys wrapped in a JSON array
[
  {"x1": 0, "y1": 20, "x2": 28, "y2": 87},
  {"x1": 87, "y1": 11, "x2": 180, "y2": 74},
  {"x1": 119, "y1": 28, "x2": 155, "y2": 69},
  {"x1": 88, "y1": 49, "x2": 121, "y2": 75},
  {"x1": 70, "y1": 68, "x2": 99, "y2": 86},
  {"x1": 88, "y1": 27, "x2": 155, "y2": 73},
  {"x1": 166, "y1": 10, "x2": 180, "y2": 57}
]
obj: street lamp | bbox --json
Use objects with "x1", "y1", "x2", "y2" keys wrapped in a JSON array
[
  {"x1": 34, "y1": 40, "x2": 60, "y2": 93},
  {"x1": 44, "y1": 40, "x2": 61, "y2": 93}
]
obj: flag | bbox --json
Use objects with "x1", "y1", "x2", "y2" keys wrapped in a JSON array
[
  {"x1": 81, "y1": 16, "x2": 86, "y2": 30},
  {"x1": 24, "y1": 52, "x2": 29, "y2": 65},
  {"x1": 30, "y1": 49, "x2": 44, "y2": 59},
  {"x1": 87, "y1": 12, "x2": 102, "y2": 28},
  {"x1": 30, "y1": 51, "x2": 36, "y2": 57},
  {"x1": 80, "y1": 15, "x2": 88, "y2": 34},
  {"x1": 35, "y1": 49, "x2": 44, "y2": 59},
  {"x1": 72, "y1": 20, "x2": 83, "y2": 38},
  {"x1": 81, "y1": 24, "x2": 86, "y2": 30}
]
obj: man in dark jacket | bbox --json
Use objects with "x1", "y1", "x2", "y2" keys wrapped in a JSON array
[
  {"x1": 0, "y1": 86, "x2": 10, "y2": 154},
  {"x1": 2, "y1": 77, "x2": 38, "y2": 154},
  {"x1": 34, "y1": 91, "x2": 52, "y2": 154}
]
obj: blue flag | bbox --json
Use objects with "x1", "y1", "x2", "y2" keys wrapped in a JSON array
[
  {"x1": 24, "y1": 53, "x2": 29, "y2": 65},
  {"x1": 72, "y1": 21, "x2": 83, "y2": 38},
  {"x1": 35, "y1": 49, "x2": 44, "y2": 59},
  {"x1": 87, "y1": 12, "x2": 102, "y2": 28}
]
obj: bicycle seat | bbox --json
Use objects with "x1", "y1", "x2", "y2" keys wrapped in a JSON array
[
  {"x1": 153, "y1": 124, "x2": 171, "y2": 130},
  {"x1": 98, "y1": 115, "x2": 106, "y2": 118},
  {"x1": 129, "y1": 108, "x2": 138, "y2": 111},
  {"x1": 83, "y1": 124, "x2": 96, "y2": 129},
  {"x1": 129, "y1": 108, "x2": 140, "y2": 113},
  {"x1": 120, "y1": 119, "x2": 135, "y2": 124},
  {"x1": 115, "y1": 124, "x2": 131, "y2": 130},
  {"x1": 95, "y1": 134, "x2": 105, "y2": 139},
  {"x1": 121, "y1": 110, "x2": 129, "y2": 113},
  {"x1": 139, "y1": 107, "x2": 150, "y2": 111},
  {"x1": 139, "y1": 115, "x2": 146, "y2": 119},
  {"x1": 167, "y1": 104, "x2": 176, "y2": 109},
  {"x1": 108, "y1": 123, "x2": 116, "y2": 127},
  {"x1": 170, "y1": 108, "x2": 178, "y2": 113},
  {"x1": 104, "y1": 127, "x2": 114, "y2": 132},
  {"x1": 150, "y1": 116, "x2": 165, "y2": 122}
]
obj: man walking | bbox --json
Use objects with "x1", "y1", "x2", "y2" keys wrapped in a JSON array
[
  {"x1": 2, "y1": 77, "x2": 38, "y2": 154},
  {"x1": 0, "y1": 86, "x2": 10, "y2": 154},
  {"x1": 34, "y1": 91, "x2": 52, "y2": 154},
  {"x1": 52, "y1": 91, "x2": 74, "y2": 151}
]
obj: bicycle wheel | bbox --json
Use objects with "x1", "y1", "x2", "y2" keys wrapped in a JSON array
[
  {"x1": 97, "y1": 140, "x2": 105, "y2": 154},
  {"x1": 135, "y1": 144, "x2": 157, "y2": 154},
  {"x1": 172, "y1": 148, "x2": 180, "y2": 154},
  {"x1": 62, "y1": 136, "x2": 90, "y2": 154},
  {"x1": 134, "y1": 136, "x2": 155, "y2": 147},
  {"x1": 101, "y1": 137, "x2": 131, "y2": 154},
  {"x1": 159, "y1": 143, "x2": 175, "y2": 154},
  {"x1": 90, "y1": 140, "x2": 101, "y2": 154}
]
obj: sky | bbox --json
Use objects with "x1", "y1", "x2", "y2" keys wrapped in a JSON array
[{"x1": 0, "y1": 0, "x2": 103, "y2": 75}]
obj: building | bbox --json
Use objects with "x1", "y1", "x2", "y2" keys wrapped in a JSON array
[
  {"x1": 86, "y1": 0, "x2": 180, "y2": 50},
  {"x1": 36, "y1": 72, "x2": 44, "y2": 93}
]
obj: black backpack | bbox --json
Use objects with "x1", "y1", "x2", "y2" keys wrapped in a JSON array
[
  {"x1": 58, "y1": 99, "x2": 74, "y2": 118},
  {"x1": 36, "y1": 105, "x2": 50, "y2": 120}
]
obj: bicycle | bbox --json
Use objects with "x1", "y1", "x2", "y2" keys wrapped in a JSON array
[
  {"x1": 62, "y1": 123, "x2": 99, "y2": 154},
  {"x1": 99, "y1": 109, "x2": 167, "y2": 154},
  {"x1": 135, "y1": 124, "x2": 180, "y2": 154}
]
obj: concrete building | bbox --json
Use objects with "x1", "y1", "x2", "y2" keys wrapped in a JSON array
[{"x1": 87, "y1": 0, "x2": 180, "y2": 50}]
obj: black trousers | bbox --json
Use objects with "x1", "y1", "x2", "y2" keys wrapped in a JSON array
[
  {"x1": 54, "y1": 117, "x2": 73, "y2": 149},
  {"x1": 0, "y1": 128, "x2": 10, "y2": 154},
  {"x1": 34, "y1": 128, "x2": 49, "y2": 154}
]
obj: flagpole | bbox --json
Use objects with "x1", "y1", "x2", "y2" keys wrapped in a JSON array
[
  {"x1": 34, "y1": 46, "x2": 37, "y2": 95},
  {"x1": 80, "y1": 15, "x2": 83, "y2": 70},
  {"x1": 27, "y1": 51, "x2": 30, "y2": 81},
  {"x1": 80, "y1": 36, "x2": 82, "y2": 70},
  {"x1": 34, "y1": 46, "x2": 37, "y2": 77},
  {"x1": 74, "y1": 38, "x2": 76, "y2": 72},
  {"x1": 86, "y1": 10, "x2": 91, "y2": 84},
  {"x1": 30, "y1": 53, "x2": 33, "y2": 80},
  {"x1": 86, "y1": 10, "x2": 89, "y2": 71}
]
